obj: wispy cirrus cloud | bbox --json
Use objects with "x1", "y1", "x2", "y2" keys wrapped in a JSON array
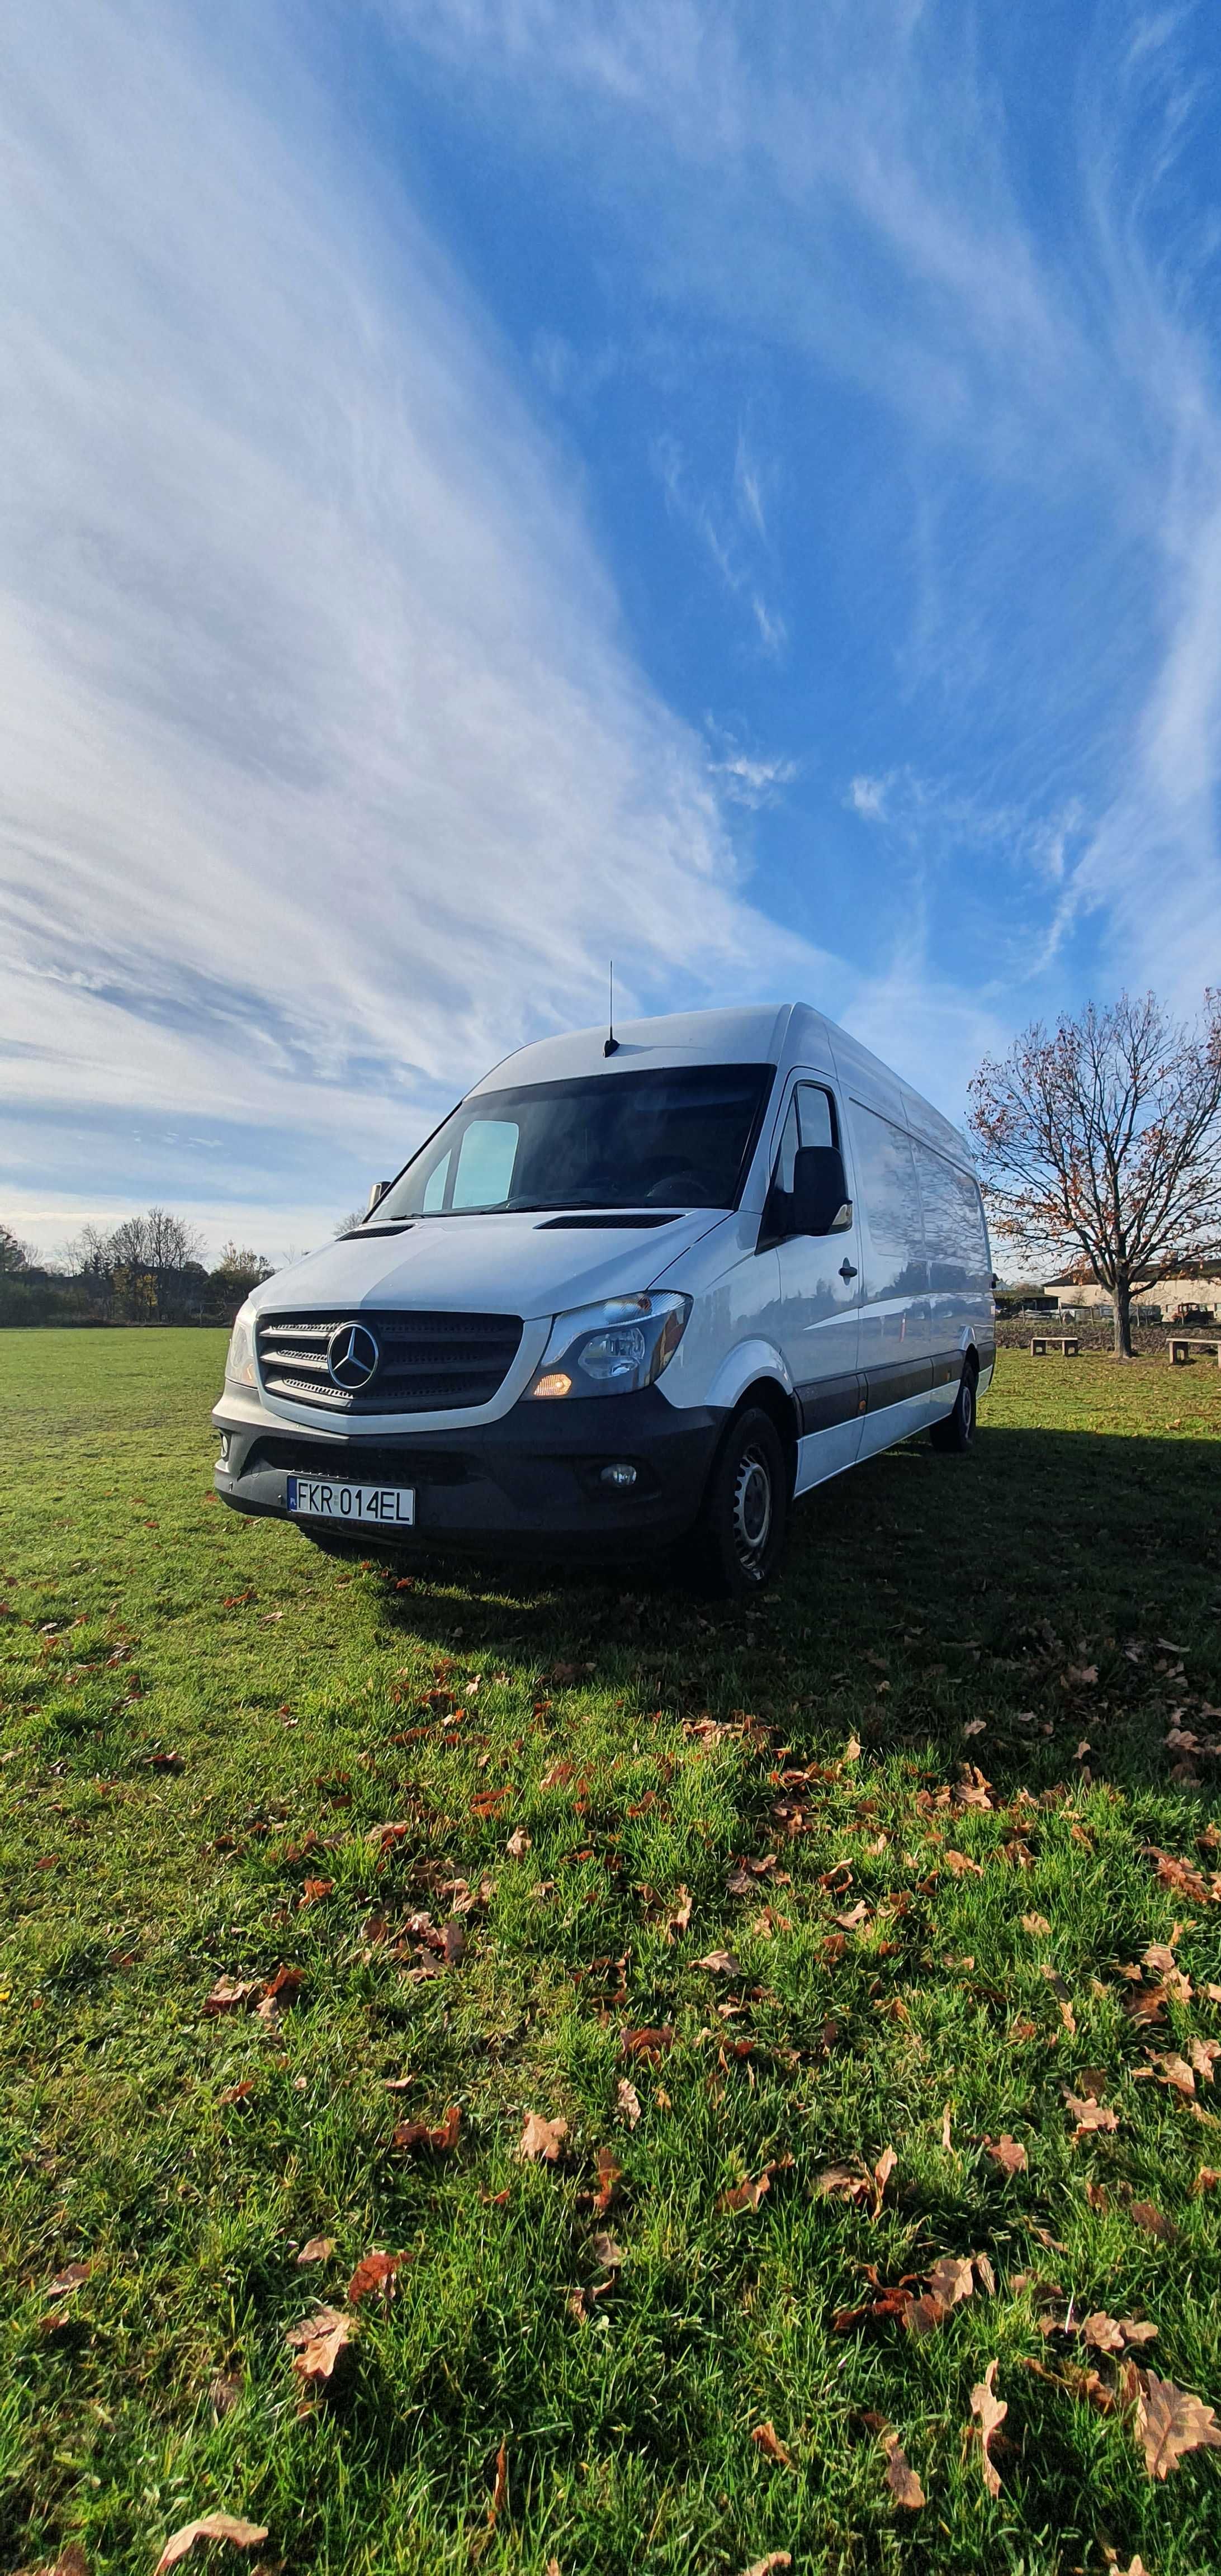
[{"x1": 0, "y1": 0, "x2": 838, "y2": 1255}]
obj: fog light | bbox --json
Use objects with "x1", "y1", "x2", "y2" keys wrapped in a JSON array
[
  {"x1": 600, "y1": 1461, "x2": 637, "y2": 1489},
  {"x1": 219, "y1": 1434, "x2": 231, "y2": 1462}
]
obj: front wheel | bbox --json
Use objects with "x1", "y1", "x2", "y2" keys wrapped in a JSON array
[
  {"x1": 930, "y1": 1358, "x2": 978, "y2": 1454},
  {"x1": 687, "y1": 1405, "x2": 789, "y2": 1598}
]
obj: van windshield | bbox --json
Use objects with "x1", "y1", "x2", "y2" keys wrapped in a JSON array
[{"x1": 376, "y1": 1063, "x2": 775, "y2": 1219}]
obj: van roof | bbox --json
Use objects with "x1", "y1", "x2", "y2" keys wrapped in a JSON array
[{"x1": 471, "y1": 1003, "x2": 974, "y2": 1170}]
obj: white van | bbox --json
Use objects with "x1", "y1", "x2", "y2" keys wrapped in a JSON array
[{"x1": 214, "y1": 1005, "x2": 995, "y2": 1594}]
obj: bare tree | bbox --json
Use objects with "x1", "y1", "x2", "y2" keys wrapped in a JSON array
[
  {"x1": 969, "y1": 992, "x2": 1221, "y2": 1357},
  {"x1": 0, "y1": 1223, "x2": 32, "y2": 1275},
  {"x1": 214, "y1": 1240, "x2": 274, "y2": 1289}
]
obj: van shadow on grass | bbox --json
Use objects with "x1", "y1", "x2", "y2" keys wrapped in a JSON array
[{"x1": 366, "y1": 1423, "x2": 1221, "y2": 1805}]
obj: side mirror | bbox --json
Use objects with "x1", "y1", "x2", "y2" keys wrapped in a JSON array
[
  {"x1": 790, "y1": 1145, "x2": 853, "y2": 1237},
  {"x1": 367, "y1": 1178, "x2": 392, "y2": 1213}
]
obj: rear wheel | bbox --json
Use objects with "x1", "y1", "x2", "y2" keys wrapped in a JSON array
[
  {"x1": 687, "y1": 1404, "x2": 789, "y2": 1598},
  {"x1": 930, "y1": 1357, "x2": 978, "y2": 1454}
]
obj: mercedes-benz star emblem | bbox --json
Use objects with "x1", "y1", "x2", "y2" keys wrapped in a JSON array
[{"x1": 326, "y1": 1321, "x2": 380, "y2": 1392}]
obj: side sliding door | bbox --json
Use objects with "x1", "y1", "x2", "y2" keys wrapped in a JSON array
[
  {"x1": 912, "y1": 1140, "x2": 993, "y2": 1410},
  {"x1": 845, "y1": 1101, "x2": 933, "y2": 1461}
]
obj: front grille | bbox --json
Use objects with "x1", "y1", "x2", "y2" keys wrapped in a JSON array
[
  {"x1": 245, "y1": 1437, "x2": 472, "y2": 1486},
  {"x1": 255, "y1": 1310, "x2": 523, "y2": 1414}
]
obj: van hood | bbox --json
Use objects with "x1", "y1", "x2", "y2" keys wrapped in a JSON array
[{"x1": 247, "y1": 1210, "x2": 723, "y2": 1322}]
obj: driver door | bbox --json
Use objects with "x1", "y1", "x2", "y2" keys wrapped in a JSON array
[{"x1": 769, "y1": 1078, "x2": 865, "y2": 1491}]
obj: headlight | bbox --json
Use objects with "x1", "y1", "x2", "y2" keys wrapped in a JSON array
[
  {"x1": 528, "y1": 1292, "x2": 691, "y2": 1399},
  {"x1": 224, "y1": 1305, "x2": 257, "y2": 1389}
]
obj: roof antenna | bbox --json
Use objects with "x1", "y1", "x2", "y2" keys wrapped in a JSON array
[{"x1": 603, "y1": 959, "x2": 619, "y2": 1056}]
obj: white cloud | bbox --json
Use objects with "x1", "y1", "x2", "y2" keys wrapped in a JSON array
[
  {"x1": 0, "y1": 0, "x2": 838, "y2": 1229},
  {"x1": 390, "y1": 0, "x2": 1221, "y2": 1010},
  {"x1": 848, "y1": 775, "x2": 889, "y2": 821}
]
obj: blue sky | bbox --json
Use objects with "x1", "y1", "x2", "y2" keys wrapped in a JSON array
[{"x1": 2, "y1": 0, "x2": 1220, "y2": 1263}]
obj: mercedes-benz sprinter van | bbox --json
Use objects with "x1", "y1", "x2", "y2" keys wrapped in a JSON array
[{"x1": 214, "y1": 1005, "x2": 995, "y2": 1594}]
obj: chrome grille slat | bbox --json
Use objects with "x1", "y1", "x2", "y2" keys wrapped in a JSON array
[{"x1": 255, "y1": 1308, "x2": 523, "y2": 1414}]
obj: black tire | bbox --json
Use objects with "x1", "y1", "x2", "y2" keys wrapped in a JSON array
[
  {"x1": 930, "y1": 1356, "x2": 978, "y2": 1454},
  {"x1": 687, "y1": 1404, "x2": 789, "y2": 1598}
]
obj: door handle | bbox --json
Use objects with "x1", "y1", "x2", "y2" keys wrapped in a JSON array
[{"x1": 839, "y1": 1260, "x2": 858, "y2": 1281}]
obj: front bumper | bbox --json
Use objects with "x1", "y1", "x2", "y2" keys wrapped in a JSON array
[{"x1": 211, "y1": 1386, "x2": 725, "y2": 1561}]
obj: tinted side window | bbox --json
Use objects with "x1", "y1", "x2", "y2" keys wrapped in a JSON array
[
  {"x1": 914, "y1": 1142, "x2": 990, "y2": 1292},
  {"x1": 851, "y1": 1106, "x2": 926, "y2": 1297},
  {"x1": 452, "y1": 1119, "x2": 520, "y2": 1210}
]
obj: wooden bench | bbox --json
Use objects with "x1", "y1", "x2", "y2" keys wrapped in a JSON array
[
  {"x1": 1168, "y1": 1336, "x2": 1221, "y2": 1367},
  {"x1": 1030, "y1": 1336, "x2": 1079, "y2": 1356}
]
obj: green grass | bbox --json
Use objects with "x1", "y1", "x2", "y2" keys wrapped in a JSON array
[{"x1": 2, "y1": 1330, "x2": 1221, "y2": 2576}]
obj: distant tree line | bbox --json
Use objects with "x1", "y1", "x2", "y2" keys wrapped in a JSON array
[{"x1": 0, "y1": 1210, "x2": 275, "y2": 1328}]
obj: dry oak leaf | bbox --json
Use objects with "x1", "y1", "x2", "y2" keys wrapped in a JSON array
[
  {"x1": 35, "y1": 2549, "x2": 90, "y2": 2576},
  {"x1": 1129, "y1": 2201, "x2": 1177, "y2": 2241},
  {"x1": 488, "y1": 2437, "x2": 508, "y2": 2528},
  {"x1": 927, "y1": 2255, "x2": 973, "y2": 2307},
  {"x1": 1135, "y1": 2369, "x2": 1221, "y2": 2479},
  {"x1": 285, "y1": 2304, "x2": 353, "y2": 2398},
  {"x1": 882, "y1": 2435, "x2": 926, "y2": 2509},
  {"x1": 740, "y1": 2558, "x2": 791, "y2": 2576},
  {"x1": 1191, "y1": 2038, "x2": 1221, "y2": 2082},
  {"x1": 1147, "y1": 2050, "x2": 1196, "y2": 2095},
  {"x1": 518, "y1": 2111, "x2": 569, "y2": 2162},
  {"x1": 1021, "y1": 1914, "x2": 1052, "y2": 1936},
  {"x1": 751, "y1": 2421, "x2": 793, "y2": 2467},
  {"x1": 296, "y1": 2236, "x2": 335, "y2": 2265},
  {"x1": 255, "y1": 1963, "x2": 304, "y2": 2023},
  {"x1": 621, "y1": 2025, "x2": 674, "y2": 2063},
  {"x1": 698, "y1": 1949, "x2": 743, "y2": 1977},
  {"x1": 201, "y1": 1976, "x2": 260, "y2": 2018},
  {"x1": 591, "y1": 2149, "x2": 621, "y2": 2214},
  {"x1": 986, "y1": 2134, "x2": 1028, "y2": 2175},
  {"x1": 46, "y1": 2263, "x2": 92, "y2": 2297},
  {"x1": 720, "y1": 2168, "x2": 774, "y2": 2213},
  {"x1": 616, "y1": 2077, "x2": 642, "y2": 2127},
  {"x1": 153, "y1": 2516, "x2": 267, "y2": 2573},
  {"x1": 969, "y1": 2359, "x2": 1007, "y2": 2499},
  {"x1": 347, "y1": 2250, "x2": 402, "y2": 2305},
  {"x1": 943, "y1": 1849, "x2": 983, "y2": 1878},
  {"x1": 1064, "y1": 2089, "x2": 1119, "y2": 2135},
  {"x1": 505, "y1": 1826, "x2": 531, "y2": 1859},
  {"x1": 393, "y1": 2103, "x2": 461, "y2": 2153}
]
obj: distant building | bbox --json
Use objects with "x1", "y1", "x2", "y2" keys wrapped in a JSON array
[{"x1": 1043, "y1": 1259, "x2": 1221, "y2": 1320}]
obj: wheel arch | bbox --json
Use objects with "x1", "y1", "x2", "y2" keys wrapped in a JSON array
[{"x1": 726, "y1": 1375, "x2": 801, "y2": 1499}]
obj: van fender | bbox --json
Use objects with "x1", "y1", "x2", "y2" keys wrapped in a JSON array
[{"x1": 703, "y1": 1339, "x2": 797, "y2": 1418}]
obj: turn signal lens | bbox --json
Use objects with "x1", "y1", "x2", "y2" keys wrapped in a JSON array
[{"x1": 532, "y1": 1371, "x2": 573, "y2": 1399}]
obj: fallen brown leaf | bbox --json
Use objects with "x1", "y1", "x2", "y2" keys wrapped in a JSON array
[
  {"x1": 285, "y1": 2304, "x2": 353, "y2": 2399},
  {"x1": 201, "y1": 1976, "x2": 260, "y2": 2018},
  {"x1": 1064, "y1": 2089, "x2": 1119, "y2": 2135},
  {"x1": 216, "y1": 2081, "x2": 254, "y2": 2108},
  {"x1": 392, "y1": 2103, "x2": 461, "y2": 2153},
  {"x1": 941, "y1": 2104, "x2": 953, "y2": 2150},
  {"x1": 882, "y1": 2434, "x2": 925, "y2": 2508},
  {"x1": 969, "y1": 2359, "x2": 1007, "y2": 2498},
  {"x1": 518, "y1": 2111, "x2": 569, "y2": 2162},
  {"x1": 591, "y1": 2148, "x2": 621, "y2": 2214},
  {"x1": 1021, "y1": 1913, "x2": 1052, "y2": 1935},
  {"x1": 1191, "y1": 2038, "x2": 1221, "y2": 2083},
  {"x1": 46, "y1": 2263, "x2": 91, "y2": 2298},
  {"x1": 616, "y1": 2077, "x2": 642, "y2": 2127},
  {"x1": 739, "y1": 2557, "x2": 791, "y2": 2576},
  {"x1": 505, "y1": 1826, "x2": 531, "y2": 1859},
  {"x1": 667, "y1": 1884, "x2": 693, "y2": 1935},
  {"x1": 943, "y1": 1849, "x2": 983, "y2": 1877},
  {"x1": 255, "y1": 1963, "x2": 304, "y2": 2023},
  {"x1": 1129, "y1": 2200, "x2": 1177, "y2": 2241},
  {"x1": 347, "y1": 2250, "x2": 401, "y2": 2305},
  {"x1": 927, "y1": 2255, "x2": 973, "y2": 2307},
  {"x1": 985, "y1": 2133, "x2": 1028, "y2": 2175},
  {"x1": 1147, "y1": 2050, "x2": 1196, "y2": 2095},
  {"x1": 590, "y1": 2231, "x2": 623, "y2": 2269},
  {"x1": 296, "y1": 2236, "x2": 334, "y2": 2265},
  {"x1": 1135, "y1": 2369, "x2": 1221, "y2": 2478},
  {"x1": 751, "y1": 2421, "x2": 793, "y2": 2467},
  {"x1": 621, "y1": 2024, "x2": 674, "y2": 2062},
  {"x1": 153, "y1": 2515, "x2": 268, "y2": 2574},
  {"x1": 698, "y1": 1949, "x2": 743, "y2": 1977}
]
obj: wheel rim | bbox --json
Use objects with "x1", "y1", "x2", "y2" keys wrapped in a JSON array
[{"x1": 731, "y1": 1443, "x2": 773, "y2": 1570}]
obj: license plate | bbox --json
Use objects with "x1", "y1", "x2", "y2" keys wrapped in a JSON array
[{"x1": 287, "y1": 1474, "x2": 415, "y2": 1527}]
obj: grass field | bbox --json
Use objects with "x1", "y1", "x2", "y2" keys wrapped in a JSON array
[{"x1": 3, "y1": 1330, "x2": 1221, "y2": 2576}]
